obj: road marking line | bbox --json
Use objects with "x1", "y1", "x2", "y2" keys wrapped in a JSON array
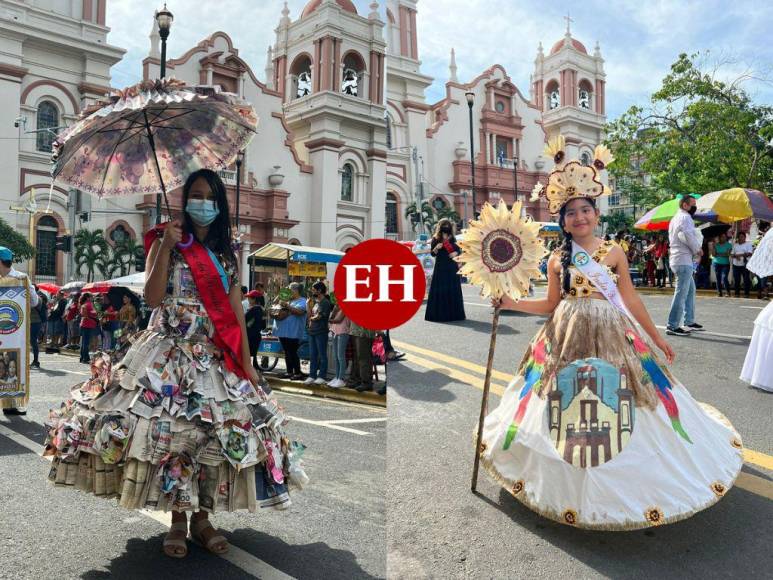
[
  {"x1": 139, "y1": 510, "x2": 295, "y2": 580},
  {"x1": 0, "y1": 423, "x2": 42, "y2": 454},
  {"x1": 325, "y1": 418, "x2": 387, "y2": 425},
  {"x1": 288, "y1": 416, "x2": 374, "y2": 436},
  {"x1": 654, "y1": 325, "x2": 752, "y2": 340},
  {"x1": 393, "y1": 339, "x2": 515, "y2": 384},
  {"x1": 0, "y1": 423, "x2": 295, "y2": 580},
  {"x1": 396, "y1": 341, "x2": 773, "y2": 474},
  {"x1": 740, "y1": 306, "x2": 764, "y2": 310},
  {"x1": 744, "y1": 449, "x2": 773, "y2": 471},
  {"x1": 402, "y1": 353, "x2": 506, "y2": 397}
]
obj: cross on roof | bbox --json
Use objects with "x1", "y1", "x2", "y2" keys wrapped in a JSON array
[{"x1": 564, "y1": 12, "x2": 574, "y2": 34}]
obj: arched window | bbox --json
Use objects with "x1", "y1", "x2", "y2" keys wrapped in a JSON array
[
  {"x1": 36, "y1": 101, "x2": 59, "y2": 152},
  {"x1": 341, "y1": 52, "x2": 366, "y2": 97},
  {"x1": 578, "y1": 80, "x2": 594, "y2": 110},
  {"x1": 580, "y1": 151, "x2": 591, "y2": 166},
  {"x1": 545, "y1": 80, "x2": 560, "y2": 111},
  {"x1": 385, "y1": 193, "x2": 398, "y2": 234},
  {"x1": 432, "y1": 197, "x2": 447, "y2": 212},
  {"x1": 579, "y1": 89, "x2": 591, "y2": 109},
  {"x1": 110, "y1": 224, "x2": 129, "y2": 245},
  {"x1": 290, "y1": 55, "x2": 313, "y2": 99},
  {"x1": 549, "y1": 90, "x2": 560, "y2": 109},
  {"x1": 341, "y1": 163, "x2": 354, "y2": 202},
  {"x1": 35, "y1": 215, "x2": 58, "y2": 277}
]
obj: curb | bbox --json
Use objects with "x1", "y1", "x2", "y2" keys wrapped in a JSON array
[{"x1": 266, "y1": 377, "x2": 387, "y2": 407}]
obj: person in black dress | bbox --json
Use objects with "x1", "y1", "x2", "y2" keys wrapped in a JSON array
[
  {"x1": 425, "y1": 218, "x2": 466, "y2": 322},
  {"x1": 244, "y1": 290, "x2": 264, "y2": 368}
]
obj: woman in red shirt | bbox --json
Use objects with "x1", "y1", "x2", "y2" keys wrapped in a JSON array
[{"x1": 78, "y1": 293, "x2": 98, "y2": 363}]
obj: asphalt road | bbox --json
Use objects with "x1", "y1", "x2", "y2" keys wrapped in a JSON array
[
  {"x1": 0, "y1": 353, "x2": 386, "y2": 580},
  {"x1": 387, "y1": 284, "x2": 773, "y2": 579}
]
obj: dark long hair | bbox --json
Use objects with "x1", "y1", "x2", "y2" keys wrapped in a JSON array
[
  {"x1": 557, "y1": 197, "x2": 597, "y2": 294},
  {"x1": 431, "y1": 218, "x2": 457, "y2": 245},
  {"x1": 181, "y1": 169, "x2": 236, "y2": 266}
]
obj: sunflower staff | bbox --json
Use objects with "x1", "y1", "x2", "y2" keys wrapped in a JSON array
[{"x1": 455, "y1": 201, "x2": 546, "y2": 492}]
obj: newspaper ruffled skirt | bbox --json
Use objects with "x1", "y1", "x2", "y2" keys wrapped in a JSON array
[
  {"x1": 740, "y1": 301, "x2": 773, "y2": 392},
  {"x1": 43, "y1": 310, "x2": 308, "y2": 513},
  {"x1": 480, "y1": 298, "x2": 743, "y2": 530}
]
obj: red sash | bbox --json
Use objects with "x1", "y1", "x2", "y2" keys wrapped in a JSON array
[{"x1": 144, "y1": 226, "x2": 247, "y2": 378}]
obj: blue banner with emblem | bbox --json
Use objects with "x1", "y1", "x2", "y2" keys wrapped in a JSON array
[{"x1": 0, "y1": 278, "x2": 30, "y2": 404}]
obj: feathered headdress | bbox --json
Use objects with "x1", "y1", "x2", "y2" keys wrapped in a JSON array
[{"x1": 530, "y1": 136, "x2": 614, "y2": 214}]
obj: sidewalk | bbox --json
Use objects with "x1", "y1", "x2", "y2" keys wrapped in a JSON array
[{"x1": 55, "y1": 344, "x2": 387, "y2": 407}]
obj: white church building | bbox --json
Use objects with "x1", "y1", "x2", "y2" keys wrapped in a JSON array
[
  {"x1": 0, "y1": 0, "x2": 388, "y2": 284},
  {"x1": 384, "y1": 0, "x2": 608, "y2": 238}
]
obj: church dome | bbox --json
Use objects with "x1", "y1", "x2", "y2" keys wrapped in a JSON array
[
  {"x1": 550, "y1": 37, "x2": 588, "y2": 55},
  {"x1": 301, "y1": 0, "x2": 358, "y2": 18}
]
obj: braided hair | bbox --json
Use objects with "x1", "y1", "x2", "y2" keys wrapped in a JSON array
[{"x1": 557, "y1": 197, "x2": 597, "y2": 294}]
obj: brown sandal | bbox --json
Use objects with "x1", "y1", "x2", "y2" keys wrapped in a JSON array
[
  {"x1": 162, "y1": 521, "x2": 189, "y2": 558},
  {"x1": 190, "y1": 517, "x2": 229, "y2": 555}
]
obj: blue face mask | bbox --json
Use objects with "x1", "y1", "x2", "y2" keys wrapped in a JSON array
[{"x1": 186, "y1": 199, "x2": 220, "y2": 226}]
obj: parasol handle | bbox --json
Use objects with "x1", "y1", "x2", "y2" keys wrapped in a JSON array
[
  {"x1": 143, "y1": 109, "x2": 174, "y2": 221},
  {"x1": 471, "y1": 304, "x2": 501, "y2": 492}
]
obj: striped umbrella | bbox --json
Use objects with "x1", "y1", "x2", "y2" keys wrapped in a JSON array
[
  {"x1": 695, "y1": 188, "x2": 773, "y2": 223},
  {"x1": 634, "y1": 194, "x2": 701, "y2": 231}
]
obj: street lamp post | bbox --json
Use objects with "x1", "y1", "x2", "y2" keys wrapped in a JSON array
[
  {"x1": 154, "y1": 3, "x2": 173, "y2": 225},
  {"x1": 465, "y1": 91, "x2": 476, "y2": 220},
  {"x1": 234, "y1": 151, "x2": 244, "y2": 229},
  {"x1": 512, "y1": 155, "x2": 519, "y2": 204}
]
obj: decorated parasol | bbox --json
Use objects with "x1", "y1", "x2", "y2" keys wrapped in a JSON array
[
  {"x1": 455, "y1": 200, "x2": 546, "y2": 491},
  {"x1": 50, "y1": 78, "x2": 258, "y2": 219}
]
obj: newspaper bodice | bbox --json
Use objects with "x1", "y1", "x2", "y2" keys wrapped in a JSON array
[{"x1": 148, "y1": 249, "x2": 238, "y2": 342}]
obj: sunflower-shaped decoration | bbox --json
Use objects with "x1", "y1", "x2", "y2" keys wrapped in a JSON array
[
  {"x1": 532, "y1": 136, "x2": 615, "y2": 215},
  {"x1": 456, "y1": 200, "x2": 546, "y2": 300}
]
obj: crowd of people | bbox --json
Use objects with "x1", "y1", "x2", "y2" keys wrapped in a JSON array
[
  {"x1": 263, "y1": 280, "x2": 394, "y2": 396},
  {"x1": 23, "y1": 287, "x2": 140, "y2": 369},
  {"x1": 595, "y1": 223, "x2": 770, "y2": 300}
]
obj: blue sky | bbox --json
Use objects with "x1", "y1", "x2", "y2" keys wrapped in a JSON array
[{"x1": 107, "y1": 1, "x2": 772, "y2": 121}]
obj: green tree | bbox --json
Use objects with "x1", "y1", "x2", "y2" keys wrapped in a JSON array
[
  {"x1": 0, "y1": 217, "x2": 35, "y2": 261},
  {"x1": 601, "y1": 212, "x2": 635, "y2": 234},
  {"x1": 404, "y1": 201, "x2": 434, "y2": 233},
  {"x1": 112, "y1": 237, "x2": 143, "y2": 277},
  {"x1": 605, "y1": 52, "x2": 773, "y2": 208},
  {"x1": 74, "y1": 229, "x2": 109, "y2": 282}
]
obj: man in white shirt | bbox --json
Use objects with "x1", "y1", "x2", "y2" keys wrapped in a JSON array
[
  {"x1": 0, "y1": 246, "x2": 38, "y2": 415},
  {"x1": 731, "y1": 232, "x2": 753, "y2": 298},
  {"x1": 666, "y1": 195, "x2": 704, "y2": 336}
]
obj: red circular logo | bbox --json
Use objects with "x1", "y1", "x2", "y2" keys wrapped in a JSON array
[{"x1": 333, "y1": 239, "x2": 425, "y2": 330}]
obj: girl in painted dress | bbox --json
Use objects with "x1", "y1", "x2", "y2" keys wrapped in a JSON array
[
  {"x1": 479, "y1": 138, "x2": 742, "y2": 530},
  {"x1": 43, "y1": 169, "x2": 307, "y2": 558}
]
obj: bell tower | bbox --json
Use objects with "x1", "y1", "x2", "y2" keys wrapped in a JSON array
[
  {"x1": 272, "y1": 0, "x2": 387, "y2": 250},
  {"x1": 531, "y1": 15, "x2": 606, "y2": 165}
]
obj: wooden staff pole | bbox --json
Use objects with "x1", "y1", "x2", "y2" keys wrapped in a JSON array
[{"x1": 471, "y1": 304, "x2": 501, "y2": 492}]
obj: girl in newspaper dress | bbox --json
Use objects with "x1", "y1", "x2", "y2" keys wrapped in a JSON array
[
  {"x1": 478, "y1": 138, "x2": 743, "y2": 530},
  {"x1": 43, "y1": 169, "x2": 307, "y2": 558}
]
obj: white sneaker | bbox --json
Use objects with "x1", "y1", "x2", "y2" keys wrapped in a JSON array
[
  {"x1": 328, "y1": 379, "x2": 343, "y2": 388},
  {"x1": 303, "y1": 377, "x2": 315, "y2": 385},
  {"x1": 313, "y1": 378, "x2": 327, "y2": 385}
]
